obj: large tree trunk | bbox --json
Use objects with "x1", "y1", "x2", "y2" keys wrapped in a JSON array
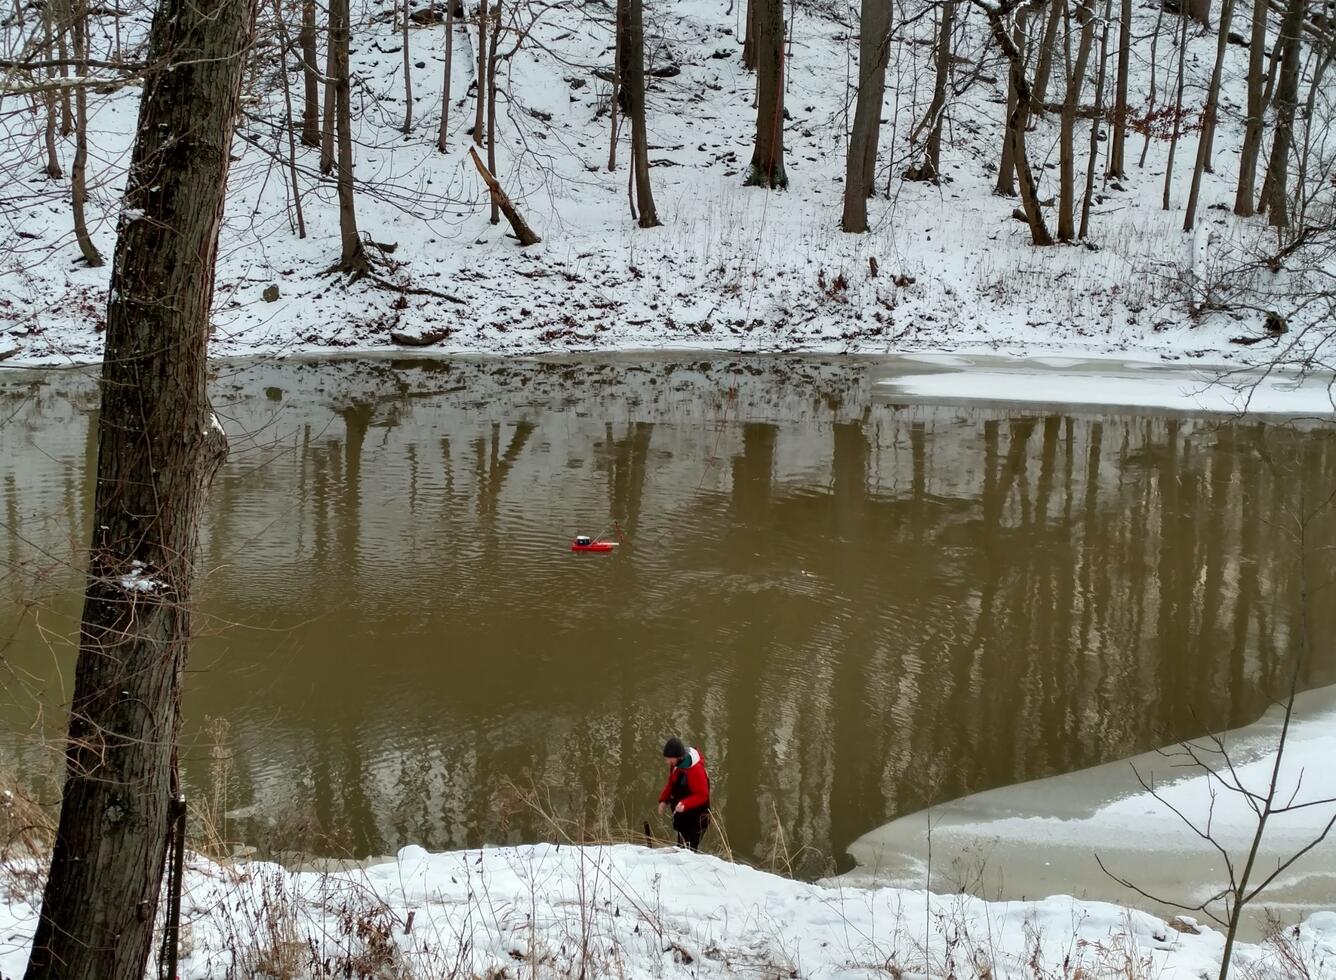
[
  {"x1": 980, "y1": 0, "x2": 1053, "y2": 244},
  {"x1": 1058, "y1": 0, "x2": 1096, "y2": 241},
  {"x1": 1184, "y1": 0, "x2": 1236, "y2": 229},
  {"x1": 1262, "y1": 0, "x2": 1305, "y2": 227},
  {"x1": 743, "y1": 0, "x2": 757, "y2": 68},
  {"x1": 628, "y1": 0, "x2": 659, "y2": 225},
  {"x1": 1109, "y1": 0, "x2": 1131, "y2": 175},
  {"x1": 332, "y1": 0, "x2": 368, "y2": 272},
  {"x1": 71, "y1": 0, "x2": 102, "y2": 266},
  {"x1": 908, "y1": 0, "x2": 953, "y2": 181},
  {"x1": 437, "y1": 0, "x2": 456, "y2": 151},
  {"x1": 1233, "y1": 0, "x2": 1267, "y2": 215},
  {"x1": 300, "y1": 0, "x2": 320, "y2": 146},
  {"x1": 841, "y1": 0, "x2": 890, "y2": 228},
  {"x1": 20, "y1": 0, "x2": 247, "y2": 967},
  {"x1": 745, "y1": 0, "x2": 786, "y2": 188}
]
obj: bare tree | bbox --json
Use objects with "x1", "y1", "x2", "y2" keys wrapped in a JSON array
[
  {"x1": 1058, "y1": 0, "x2": 1096, "y2": 241},
  {"x1": 1030, "y1": 0, "x2": 1063, "y2": 107},
  {"x1": 608, "y1": 0, "x2": 627, "y2": 170},
  {"x1": 1262, "y1": 0, "x2": 1307, "y2": 227},
  {"x1": 627, "y1": 0, "x2": 659, "y2": 225},
  {"x1": 745, "y1": 0, "x2": 786, "y2": 187},
  {"x1": 70, "y1": 0, "x2": 102, "y2": 266},
  {"x1": 20, "y1": 0, "x2": 251, "y2": 969},
  {"x1": 978, "y1": 0, "x2": 1054, "y2": 244},
  {"x1": 1185, "y1": 0, "x2": 1238, "y2": 230},
  {"x1": 842, "y1": 0, "x2": 890, "y2": 227},
  {"x1": 41, "y1": 0, "x2": 62, "y2": 178},
  {"x1": 474, "y1": 0, "x2": 487, "y2": 143},
  {"x1": 320, "y1": 8, "x2": 337, "y2": 173},
  {"x1": 1233, "y1": 0, "x2": 1267, "y2": 215},
  {"x1": 1080, "y1": 0, "x2": 1111, "y2": 238},
  {"x1": 299, "y1": 0, "x2": 320, "y2": 145},
  {"x1": 907, "y1": 0, "x2": 953, "y2": 182},
  {"x1": 486, "y1": 0, "x2": 500, "y2": 223},
  {"x1": 1162, "y1": 6, "x2": 1189, "y2": 210},
  {"x1": 437, "y1": 0, "x2": 457, "y2": 151},
  {"x1": 995, "y1": 1, "x2": 1033, "y2": 195},
  {"x1": 401, "y1": 0, "x2": 413, "y2": 131},
  {"x1": 331, "y1": 0, "x2": 368, "y2": 273},
  {"x1": 1108, "y1": 0, "x2": 1131, "y2": 176},
  {"x1": 273, "y1": 0, "x2": 308, "y2": 237}
]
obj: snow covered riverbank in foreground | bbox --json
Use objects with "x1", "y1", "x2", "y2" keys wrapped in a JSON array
[
  {"x1": 4, "y1": 840, "x2": 1335, "y2": 979},
  {"x1": 6, "y1": 689, "x2": 1336, "y2": 979}
]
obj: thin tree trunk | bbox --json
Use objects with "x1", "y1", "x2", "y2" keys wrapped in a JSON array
[
  {"x1": 1138, "y1": 1, "x2": 1165, "y2": 167},
  {"x1": 608, "y1": 0, "x2": 626, "y2": 170},
  {"x1": 1233, "y1": 0, "x2": 1267, "y2": 214},
  {"x1": 980, "y1": 0, "x2": 1053, "y2": 244},
  {"x1": 70, "y1": 0, "x2": 102, "y2": 266},
  {"x1": 474, "y1": 0, "x2": 487, "y2": 143},
  {"x1": 1263, "y1": 0, "x2": 1305, "y2": 228},
  {"x1": 320, "y1": 13, "x2": 336, "y2": 173},
  {"x1": 841, "y1": 0, "x2": 890, "y2": 228},
  {"x1": 745, "y1": 0, "x2": 787, "y2": 187},
  {"x1": 1109, "y1": 0, "x2": 1130, "y2": 175},
  {"x1": 300, "y1": 0, "x2": 320, "y2": 146},
  {"x1": 1058, "y1": 0, "x2": 1096, "y2": 241},
  {"x1": 1291, "y1": 37, "x2": 1335, "y2": 229},
  {"x1": 20, "y1": 0, "x2": 247, "y2": 966},
  {"x1": 401, "y1": 0, "x2": 413, "y2": 131},
  {"x1": 1184, "y1": 0, "x2": 1236, "y2": 230},
  {"x1": 53, "y1": 0, "x2": 73, "y2": 135},
  {"x1": 273, "y1": 0, "x2": 307, "y2": 237},
  {"x1": 437, "y1": 0, "x2": 456, "y2": 151},
  {"x1": 332, "y1": 0, "x2": 368, "y2": 272},
  {"x1": 628, "y1": 0, "x2": 659, "y2": 226},
  {"x1": 42, "y1": 0, "x2": 62, "y2": 178},
  {"x1": 1162, "y1": 7, "x2": 1189, "y2": 210},
  {"x1": 1080, "y1": 0, "x2": 1111, "y2": 238},
  {"x1": 486, "y1": 0, "x2": 499, "y2": 224},
  {"x1": 909, "y1": 0, "x2": 953, "y2": 181},
  {"x1": 996, "y1": 5, "x2": 1029, "y2": 195},
  {"x1": 1031, "y1": 0, "x2": 1063, "y2": 108}
]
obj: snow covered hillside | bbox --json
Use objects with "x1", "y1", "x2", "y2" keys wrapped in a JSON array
[{"x1": 3, "y1": 0, "x2": 1333, "y2": 368}]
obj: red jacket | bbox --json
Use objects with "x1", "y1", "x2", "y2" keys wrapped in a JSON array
[{"x1": 659, "y1": 747, "x2": 710, "y2": 811}]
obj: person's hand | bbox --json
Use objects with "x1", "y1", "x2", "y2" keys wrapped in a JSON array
[
  {"x1": 658, "y1": 801, "x2": 667, "y2": 816},
  {"x1": 674, "y1": 802, "x2": 685, "y2": 814}
]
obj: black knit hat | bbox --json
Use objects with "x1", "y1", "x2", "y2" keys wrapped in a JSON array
[{"x1": 662, "y1": 736, "x2": 686, "y2": 759}]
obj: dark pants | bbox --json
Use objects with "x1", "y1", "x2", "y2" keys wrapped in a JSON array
[{"x1": 672, "y1": 805, "x2": 710, "y2": 851}]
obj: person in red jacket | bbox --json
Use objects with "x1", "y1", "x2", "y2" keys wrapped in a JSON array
[{"x1": 657, "y1": 736, "x2": 710, "y2": 851}]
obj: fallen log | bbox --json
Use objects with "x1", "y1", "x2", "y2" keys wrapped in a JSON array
[{"x1": 468, "y1": 145, "x2": 541, "y2": 247}]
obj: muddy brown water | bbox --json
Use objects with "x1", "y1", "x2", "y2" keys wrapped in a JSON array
[{"x1": 2, "y1": 354, "x2": 1334, "y2": 879}]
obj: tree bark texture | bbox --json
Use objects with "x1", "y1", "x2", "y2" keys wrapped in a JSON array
[
  {"x1": 42, "y1": 0, "x2": 63, "y2": 178},
  {"x1": 401, "y1": 0, "x2": 413, "y2": 131},
  {"x1": 743, "y1": 0, "x2": 758, "y2": 68},
  {"x1": 1233, "y1": 0, "x2": 1267, "y2": 214},
  {"x1": 995, "y1": 5, "x2": 1029, "y2": 195},
  {"x1": 746, "y1": 0, "x2": 787, "y2": 188},
  {"x1": 300, "y1": 0, "x2": 320, "y2": 146},
  {"x1": 841, "y1": 0, "x2": 890, "y2": 228},
  {"x1": 20, "y1": 0, "x2": 247, "y2": 967},
  {"x1": 474, "y1": 0, "x2": 487, "y2": 143},
  {"x1": 628, "y1": 0, "x2": 659, "y2": 226},
  {"x1": 1030, "y1": 0, "x2": 1064, "y2": 108},
  {"x1": 909, "y1": 0, "x2": 953, "y2": 181},
  {"x1": 1263, "y1": 0, "x2": 1305, "y2": 227},
  {"x1": 486, "y1": 0, "x2": 500, "y2": 224},
  {"x1": 320, "y1": 10, "x2": 337, "y2": 173}
]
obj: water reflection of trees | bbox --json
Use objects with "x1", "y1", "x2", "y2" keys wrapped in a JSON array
[{"x1": 2, "y1": 360, "x2": 1333, "y2": 879}]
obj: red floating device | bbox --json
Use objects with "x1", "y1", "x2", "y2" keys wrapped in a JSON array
[{"x1": 571, "y1": 534, "x2": 618, "y2": 553}]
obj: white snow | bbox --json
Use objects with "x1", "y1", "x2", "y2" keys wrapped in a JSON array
[
  {"x1": 842, "y1": 684, "x2": 1336, "y2": 938},
  {"x1": 117, "y1": 559, "x2": 160, "y2": 592}
]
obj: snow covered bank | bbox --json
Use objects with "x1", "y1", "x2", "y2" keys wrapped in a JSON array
[
  {"x1": 840, "y1": 684, "x2": 1336, "y2": 942},
  {"x1": 4, "y1": 840, "x2": 1335, "y2": 978}
]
